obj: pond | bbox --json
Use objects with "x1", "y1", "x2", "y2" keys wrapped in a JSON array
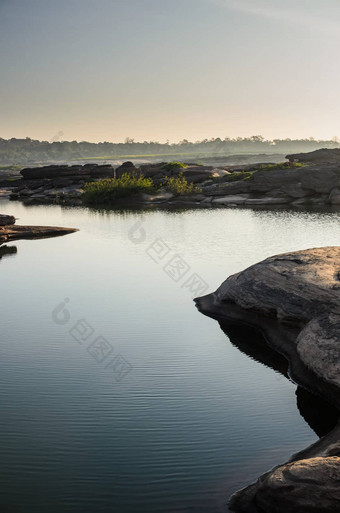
[{"x1": 0, "y1": 200, "x2": 339, "y2": 513}]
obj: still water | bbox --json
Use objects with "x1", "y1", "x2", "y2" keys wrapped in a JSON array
[{"x1": 0, "y1": 200, "x2": 339, "y2": 513}]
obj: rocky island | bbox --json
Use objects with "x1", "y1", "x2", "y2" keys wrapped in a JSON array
[
  {"x1": 195, "y1": 247, "x2": 340, "y2": 513},
  {"x1": 0, "y1": 213, "x2": 78, "y2": 244},
  {"x1": 0, "y1": 148, "x2": 340, "y2": 208}
]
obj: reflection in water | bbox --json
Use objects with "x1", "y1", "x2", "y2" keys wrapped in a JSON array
[
  {"x1": 296, "y1": 387, "x2": 339, "y2": 438},
  {"x1": 0, "y1": 245, "x2": 17, "y2": 261},
  {"x1": 218, "y1": 321, "x2": 339, "y2": 438}
]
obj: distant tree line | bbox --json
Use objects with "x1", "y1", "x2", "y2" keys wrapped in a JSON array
[{"x1": 0, "y1": 136, "x2": 339, "y2": 165}]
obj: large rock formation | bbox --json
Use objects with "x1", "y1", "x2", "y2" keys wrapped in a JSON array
[
  {"x1": 202, "y1": 164, "x2": 340, "y2": 205},
  {"x1": 8, "y1": 162, "x2": 223, "y2": 205},
  {"x1": 4, "y1": 156, "x2": 340, "y2": 207},
  {"x1": 213, "y1": 247, "x2": 340, "y2": 325},
  {"x1": 195, "y1": 247, "x2": 340, "y2": 513}
]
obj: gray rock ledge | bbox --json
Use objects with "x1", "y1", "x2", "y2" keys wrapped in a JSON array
[{"x1": 0, "y1": 215, "x2": 78, "y2": 244}]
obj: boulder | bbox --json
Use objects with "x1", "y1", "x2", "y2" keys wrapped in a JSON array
[
  {"x1": 139, "y1": 163, "x2": 167, "y2": 178},
  {"x1": 115, "y1": 161, "x2": 139, "y2": 179},
  {"x1": 0, "y1": 214, "x2": 15, "y2": 226},
  {"x1": 211, "y1": 247, "x2": 340, "y2": 326},
  {"x1": 255, "y1": 457, "x2": 340, "y2": 513}
]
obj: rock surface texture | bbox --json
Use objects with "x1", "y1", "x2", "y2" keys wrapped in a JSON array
[
  {"x1": 196, "y1": 246, "x2": 340, "y2": 513},
  {"x1": 254, "y1": 457, "x2": 340, "y2": 513}
]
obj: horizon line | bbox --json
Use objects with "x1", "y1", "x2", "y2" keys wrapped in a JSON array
[{"x1": 2, "y1": 135, "x2": 340, "y2": 145}]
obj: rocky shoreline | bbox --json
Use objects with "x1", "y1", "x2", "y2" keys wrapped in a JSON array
[
  {"x1": 195, "y1": 247, "x2": 340, "y2": 512},
  {"x1": 1, "y1": 150, "x2": 340, "y2": 208},
  {"x1": 0, "y1": 214, "x2": 78, "y2": 244}
]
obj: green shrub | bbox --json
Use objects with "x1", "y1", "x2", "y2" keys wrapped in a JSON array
[
  {"x1": 162, "y1": 172, "x2": 201, "y2": 195},
  {"x1": 82, "y1": 172, "x2": 154, "y2": 205},
  {"x1": 162, "y1": 162, "x2": 187, "y2": 172}
]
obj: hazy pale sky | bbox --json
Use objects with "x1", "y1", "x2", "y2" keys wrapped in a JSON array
[{"x1": 1, "y1": 0, "x2": 340, "y2": 143}]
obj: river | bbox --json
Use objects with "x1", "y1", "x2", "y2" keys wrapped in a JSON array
[{"x1": 0, "y1": 200, "x2": 339, "y2": 512}]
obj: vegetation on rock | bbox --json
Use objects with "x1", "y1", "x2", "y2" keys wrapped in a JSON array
[
  {"x1": 255, "y1": 162, "x2": 305, "y2": 172},
  {"x1": 162, "y1": 162, "x2": 187, "y2": 172},
  {"x1": 223, "y1": 171, "x2": 252, "y2": 182},
  {"x1": 82, "y1": 172, "x2": 154, "y2": 205},
  {"x1": 162, "y1": 172, "x2": 201, "y2": 195}
]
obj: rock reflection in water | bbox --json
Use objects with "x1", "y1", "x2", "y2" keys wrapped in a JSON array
[
  {"x1": 218, "y1": 321, "x2": 339, "y2": 438},
  {"x1": 0, "y1": 245, "x2": 17, "y2": 261}
]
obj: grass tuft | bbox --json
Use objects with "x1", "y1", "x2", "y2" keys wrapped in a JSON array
[
  {"x1": 162, "y1": 172, "x2": 201, "y2": 195},
  {"x1": 162, "y1": 162, "x2": 187, "y2": 172},
  {"x1": 82, "y1": 172, "x2": 154, "y2": 205}
]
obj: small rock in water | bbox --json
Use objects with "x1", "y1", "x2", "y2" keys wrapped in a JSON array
[{"x1": 0, "y1": 214, "x2": 16, "y2": 226}]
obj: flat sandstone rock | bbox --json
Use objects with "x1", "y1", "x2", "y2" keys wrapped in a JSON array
[{"x1": 0, "y1": 224, "x2": 78, "y2": 243}]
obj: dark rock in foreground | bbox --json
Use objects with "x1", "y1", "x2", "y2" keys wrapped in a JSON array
[
  {"x1": 195, "y1": 247, "x2": 340, "y2": 513},
  {"x1": 245, "y1": 457, "x2": 340, "y2": 513}
]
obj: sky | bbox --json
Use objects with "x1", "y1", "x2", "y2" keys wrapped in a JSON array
[{"x1": 1, "y1": 0, "x2": 340, "y2": 143}]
